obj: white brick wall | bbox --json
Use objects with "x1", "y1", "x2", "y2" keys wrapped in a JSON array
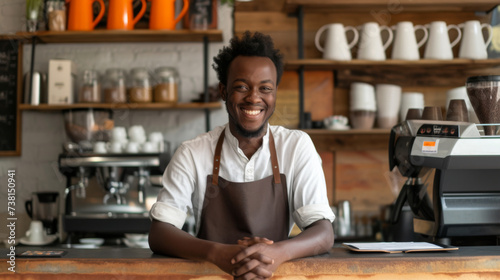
[{"x1": 0, "y1": 0, "x2": 231, "y2": 227}]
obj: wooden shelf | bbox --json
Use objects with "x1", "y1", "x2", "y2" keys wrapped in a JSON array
[
  {"x1": 304, "y1": 129, "x2": 391, "y2": 151},
  {"x1": 15, "y1": 29, "x2": 223, "y2": 44},
  {"x1": 304, "y1": 128, "x2": 391, "y2": 135},
  {"x1": 18, "y1": 102, "x2": 222, "y2": 111},
  {"x1": 284, "y1": 0, "x2": 499, "y2": 13},
  {"x1": 286, "y1": 58, "x2": 500, "y2": 87},
  {"x1": 285, "y1": 58, "x2": 500, "y2": 71}
]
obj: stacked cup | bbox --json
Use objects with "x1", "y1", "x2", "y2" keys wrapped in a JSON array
[
  {"x1": 446, "y1": 86, "x2": 479, "y2": 123},
  {"x1": 148, "y1": 132, "x2": 164, "y2": 153},
  {"x1": 127, "y1": 125, "x2": 146, "y2": 153},
  {"x1": 400, "y1": 92, "x2": 425, "y2": 121},
  {"x1": 108, "y1": 126, "x2": 128, "y2": 153},
  {"x1": 375, "y1": 84, "x2": 402, "y2": 128},
  {"x1": 350, "y1": 82, "x2": 377, "y2": 129}
]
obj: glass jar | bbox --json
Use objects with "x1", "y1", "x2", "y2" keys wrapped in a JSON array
[
  {"x1": 46, "y1": 0, "x2": 66, "y2": 31},
  {"x1": 128, "y1": 67, "x2": 153, "y2": 103},
  {"x1": 78, "y1": 70, "x2": 101, "y2": 103},
  {"x1": 103, "y1": 68, "x2": 127, "y2": 103},
  {"x1": 153, "y1": 67, "x2": 179, "y2": 104}
]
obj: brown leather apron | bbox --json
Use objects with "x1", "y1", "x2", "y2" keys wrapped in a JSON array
[{"x1": 197, "y1": 129, "x2": 290, "y2": 244}]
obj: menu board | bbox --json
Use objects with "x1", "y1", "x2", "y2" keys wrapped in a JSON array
[{"x1": 0, "y1": 38, "x2": 20, "y2": 156}]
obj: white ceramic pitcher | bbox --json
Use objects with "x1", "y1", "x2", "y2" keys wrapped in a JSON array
[
  {"x1": 458, "y1": 20, "x2": 492, "y2": 59},
  {"x1": 357, "y1": 22, "x2": 394, "y2": 61},
  {"x1": 315, "y1": 23, "x2": 359, "y2": 61},
  {"x1": 391, "y1": 21, "x2": 428, "y2": 60},
  {"x1": 424, "y1": 21, "x2": 462, "y2": 60}
]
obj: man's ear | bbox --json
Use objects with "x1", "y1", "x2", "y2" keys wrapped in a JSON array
[{"x1": 219, "y1": 82, "x2": 227, "y2": 101}]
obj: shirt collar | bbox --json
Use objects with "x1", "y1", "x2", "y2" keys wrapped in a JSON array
[{"x1": 223, "y1": 123, "x2": 270, "y2": 159}]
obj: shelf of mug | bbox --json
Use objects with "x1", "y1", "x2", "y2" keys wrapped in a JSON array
[
  {"x1": 18, "y1": 102, "x2": 223, "y2": 111},
  {"x1": 14, "y1": 29, "x2": 223, "y2": 44},
  {"x1": 284, "y1": 58, "x2": 500, "y2": 71},
  {"x1": 284, "y1": 0, "x2": 499, "y2": 13},
  {"x1": 303, "y1": 128, "x2": 391, "y2": 151}
]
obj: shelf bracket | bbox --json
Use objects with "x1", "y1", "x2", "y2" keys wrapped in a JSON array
[
  {"x1": 297, "y1": 5, "x2": 305, "y2": 129},
  {"x1": 203, "y1": 35, "x2": 210, "y2": 132},
  {"x1": 28, "y1": 36, "x2": 37, "y2": 103}
]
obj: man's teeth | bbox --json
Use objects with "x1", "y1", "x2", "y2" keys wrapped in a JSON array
[{"x1": 243, "y1": 109, "x2": 260, "y2": 115}]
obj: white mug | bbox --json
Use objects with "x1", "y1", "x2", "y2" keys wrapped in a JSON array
[
  {"x1": 149, "y1": 132, "x2": 164, "y2": 143},
  {"x1": 424, "y1": 21, "x2": 462, "y2": 60},
  {"x1": 26, "y1": 220, "x2": 45, "y2": 243},
  {"x1": 107, "y1": 141, "x2": 123, "y2": 153},
  {"x1": 315, "y1": 23, "x2": 359, "y2": 61},
  {"x1": 93, "y1": 141, "x2": 107, "y2": 154},
  {"x1": 391, "y1": 21, "x2": 428, "y2": 60},
  {"x1": 125, "y1": 142, "x2": 140, "y2": 153},
  {"x1": 458, "y1": 20, "x2": 492, "y2": 59},
  {"x1": 141, "y1": 141, "x2": 156, "y2": 153},
  {"x1": 111, "y1": 126, "x2": 127, "y2": 142},
  {"x1": 357, "y1": 22, "x2": 394, "y2": 61},
  {"x1": 128, "y1": 125, "x2": 146, "y2": 143}
]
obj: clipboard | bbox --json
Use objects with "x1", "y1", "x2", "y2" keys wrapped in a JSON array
[
  {"x1": 17, "y1": 250, "x2": 67, "y2": 258},
  {"x1": 342, "y1": 242, "x2": 459, "y2": 253}
]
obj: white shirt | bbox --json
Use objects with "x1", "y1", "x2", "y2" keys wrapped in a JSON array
[{"x1": 150, "y1": 123, "x2": 335, "y2": 235}]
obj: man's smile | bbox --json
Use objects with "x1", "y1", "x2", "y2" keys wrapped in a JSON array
[{"x1": 241, "y1": 108, "x2": 263, "y2": 116}]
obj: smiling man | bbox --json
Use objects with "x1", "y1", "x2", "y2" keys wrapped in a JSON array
[{"x1": 149, "y1": 31, "x2": 335, "y2": 279}]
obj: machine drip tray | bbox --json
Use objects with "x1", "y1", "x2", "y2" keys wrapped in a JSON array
[{"x1": 64, "y1": 214, "x2": 151, "y2": 234}]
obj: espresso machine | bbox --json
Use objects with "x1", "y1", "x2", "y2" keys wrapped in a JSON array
[
  {"x1": 58, "y1": 152, "x2": 165, "y2": 242},
  {"x1": 389, "y1": 76, "x2": 500, "y2": 245}
]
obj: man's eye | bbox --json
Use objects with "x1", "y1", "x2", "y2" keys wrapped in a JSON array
[
  {"x1": 234, "y1": 85, "x2": 248, "y2": 91},
  {"x1": 261, "y1": 87, "x2": 273, "y2": 93}
]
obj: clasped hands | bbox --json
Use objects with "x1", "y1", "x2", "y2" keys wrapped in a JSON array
[{"x1": 224, "y1": 236, "x2": 283, "y2": 280}]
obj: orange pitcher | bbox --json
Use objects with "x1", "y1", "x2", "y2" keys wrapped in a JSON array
[
  {"x1": 66, "y1": 0, "x2": 105, "y2": 31},
  {"x1": 107, "y1": 0, "x2": 147, "y2": 30},
  {"x1": 149, "y1": 0, "x2": 189, "y2": 30}
]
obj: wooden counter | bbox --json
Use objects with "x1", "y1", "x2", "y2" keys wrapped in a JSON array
[{"x1": 2, "y1": 245, "x2": 500, "y2": 279}]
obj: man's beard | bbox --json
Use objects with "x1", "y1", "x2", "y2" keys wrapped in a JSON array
[{"x1": 235, "y1": 121, "x2": 267, "y2": 138}]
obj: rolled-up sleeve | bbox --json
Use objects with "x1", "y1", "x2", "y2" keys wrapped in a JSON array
[
  {"x1": 288, "y1": 132, "x2": 335, "y2": 230},
  {"x1": 150, "y1": 202, "x2": 187, "y2": 229},
  {"x1": 149, "y1": 144, "x2": 196, "y2": 229},
  {"x1": 293, "y1": 204, "x2": 335, "y2": 230}
]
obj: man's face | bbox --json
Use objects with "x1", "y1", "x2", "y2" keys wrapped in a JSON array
[{"x1": 221, "y1": 56, "x2": 277, "y2": 138}]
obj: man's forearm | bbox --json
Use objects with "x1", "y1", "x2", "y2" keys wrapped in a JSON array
[
  {"x1": 149, "y1": 219, "x2": 246, "y2": 275},
  {"x1": 275, "y1": 219, "x2": 334, "y2": 261},
  {"x1": 149, "y1": 219, "x2": 217, "y2": 261}
]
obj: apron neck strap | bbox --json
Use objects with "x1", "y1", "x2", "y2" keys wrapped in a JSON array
[
  {"x1": 212, "y1": 128, "x2": 281, "y2": 186},
  {"x1": 268, "y1": 131, "x2": 281, "y2": 184}
]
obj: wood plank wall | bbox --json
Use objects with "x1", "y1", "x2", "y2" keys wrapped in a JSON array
[{"x1": 233, "y1": 1, "x2": 494, "y2": 217}]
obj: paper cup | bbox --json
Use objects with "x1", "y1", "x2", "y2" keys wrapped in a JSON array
[
  {"x1": 375, "y1": 84, "x2": 402, "y2": 128},
  {"x1": 350, "y1": 82, "x2": 376, "y2": 111},
  {"x1": 446, "y1": 86, "x2": 479, "y2": 123},
  {"x1": 400, "y1": 92, "x2": 424, "y2": 121}
]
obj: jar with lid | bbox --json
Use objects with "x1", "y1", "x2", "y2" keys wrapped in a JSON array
[
  {"x1": 46, "y1": 0, "x2": 66, "y2": 31},
  {"x1": 128, "y1": 67, "x2": 153, "y2": 103},
  {"x1": 78, "y1": 70, "x2": 101, "y2": 103},
  {"x1": 103, "y1": 68, "x2": 127, "y2": 103},
  {"x1": 153, "y1": 67, "x2": 179, "y2": 104}
]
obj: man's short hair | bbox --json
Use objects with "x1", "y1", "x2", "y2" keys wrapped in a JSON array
[{"x1": 212, "y1": 31, "x2": 284, "y2": 86}]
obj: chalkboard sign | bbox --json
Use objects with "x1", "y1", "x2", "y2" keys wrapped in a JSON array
[{"x1": 0, "y1": 38, "x2": 21, "y2": 156}]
